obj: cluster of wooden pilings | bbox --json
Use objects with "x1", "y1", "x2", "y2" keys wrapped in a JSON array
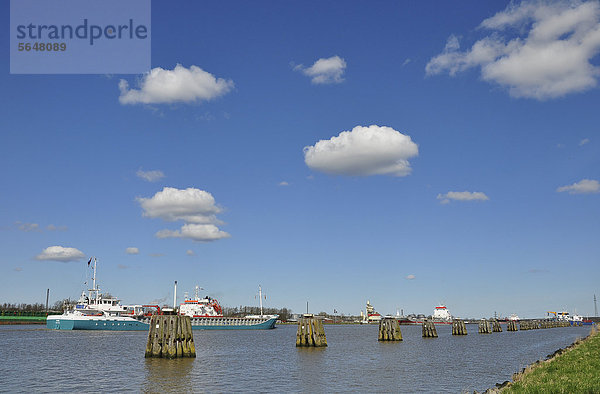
[
  {"x1": 452, "y1": 319, "x2": 467, "y2": 335},
  {"x1": 540, "y1": 320, "x2": 568, "y2": 328},
  {"x1": 296, "y1": 316, "x2": 328, "y2": 347},
  {"x1": 478, "y1": 319, "x2": 493, "y2": 334},
  {"x1": 507, "y1": 320, "x2": 518, "y2": 331},
  {"x1": 145, "y1": 315, "x2": 196, "y2": 358},
  {"x1": 422, "y1": 319, "x2": 438, "y2": 338},
  {"x1": 492, "y1": 320, "x2": 502, "y2": 332},
  {"x1": 520, "y1": 320, "x2": 541, "y2": 330},
  {"x1": 378, "y1": 318, "x2": 403, "y2": 341}
]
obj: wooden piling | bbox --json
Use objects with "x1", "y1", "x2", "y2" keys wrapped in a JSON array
[
  {"x1": 378, "y1": 318, "x2": 402, "y2": 341},
  {"x1": 478, "y1": 319, "x2": 492, "y2": 334},
  {"x1": 452, "y1": 319, "x2": 467, "y2": 335},
  {"x1": 296, "y1": 316, "x2": 327, "y2": 347},
  {"x1": 145, "y1": 315, "x2": 157, "y2": 357},
  {"x1": 145, "y1": 315, "x2": 196, "y2": 358},
  {"x1": 422, "y1": 319, "x2": 438, "y2": 338},
  {"x1": 507, "y1": 320, "x2": 518, "y2": 331},
  {"x1": 492, "y1": 320, "x2": 502, "y2": 332}
]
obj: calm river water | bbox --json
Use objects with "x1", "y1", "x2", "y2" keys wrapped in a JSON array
[{"x1": 0, "y1": 323, "x2": 591, "y2": 393}]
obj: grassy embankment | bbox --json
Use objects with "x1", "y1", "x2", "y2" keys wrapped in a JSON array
[{"x1": 503, "y1": 325, "x2": 600, "y2": 393}]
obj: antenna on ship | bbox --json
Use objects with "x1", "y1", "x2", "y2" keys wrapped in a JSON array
[
  {"x1": 173, "y1": 281, "x2": 178, "y2": 310},
  {"x1": 256, "y1": 285, "x2": 266, "y2": 316},
  {"x1": 92, "y1": 257, "x2": 97, "y2": 291},
  {"x1": 194, "y1": 285, "x2": 203, "y2": 301}
]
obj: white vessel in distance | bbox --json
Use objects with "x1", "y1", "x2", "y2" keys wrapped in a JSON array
[
  {"x1": 431, "y1": 304, "x2": 453, "y2": 324},
  {"x1": 397, "y1": 304, "x2": 454, "y2": 325},
  {"x1": 360, "y1": 300, "x2": 382, "y2": 323}
]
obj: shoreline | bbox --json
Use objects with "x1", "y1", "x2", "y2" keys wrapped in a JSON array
[{"x1": 482, "y1": 324, "x2": 599, "y2": 393}]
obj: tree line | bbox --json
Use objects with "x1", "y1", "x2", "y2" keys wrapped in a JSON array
[
  {"x1": 1, "y1": 300, "x2": 68, "y2": 312},
  {"x1": 222, "y1": 305, "x2": 292, "y2": 321}
]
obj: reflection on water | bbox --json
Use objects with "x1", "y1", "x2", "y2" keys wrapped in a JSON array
[
  {"x1": 143, "y1": 358, "x2": 195, "y2": 393},
  {"x1": 0, "y1": 324, "x2": 592, "y2": 393}
]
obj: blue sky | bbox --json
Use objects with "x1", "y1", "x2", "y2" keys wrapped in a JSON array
[{"x1": 1, "y1": 0, "x2": 599, "y2": 319}]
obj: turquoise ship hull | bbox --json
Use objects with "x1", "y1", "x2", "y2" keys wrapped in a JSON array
[
  {"x1": 46, "y1": 315, "x2": 277, "y2": 331},
  {"x1": 46, "y1": 316, "x2": 148, "y2": 331}
]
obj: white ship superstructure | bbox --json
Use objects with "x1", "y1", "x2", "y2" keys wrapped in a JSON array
[
  {"x1": 431, "y1": 304, "x2": 452, "y2": 322},
  {"x1": 179, "y1": 286, "x2": 223, "y2": 317},
  {"x1": 366, "y1": 300, "x2": 382, "y2": 322}
]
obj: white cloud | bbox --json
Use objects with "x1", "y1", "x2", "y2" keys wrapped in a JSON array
[
  {"x1": 579, "y1": 138, "x2": 590, "y2": 146},
  {"x1": 437, "y1": 191, "x2": 490, "y2": 204},
  {"x1": 426, "y1": 1, "x2": 600, "y2": 99},
  {"x1": 46, "y1": 224, "x2": 67, "y2": 231},
  {"x1": 35, "y1": 246, "x2": 85, "y2": 262},
  {"x1": 402, "y1": 58, "x2": 411, "y2": 66},
  {"x1": 136, "y1": 169, "x2": 165, "y2": 182},
  {"x1": 278, "y1": 181, "x2": 289, "y2": 186},
  {"x1": 406, "y1": 274, "x2": 416, "y2": 280},
  {"x1": 294, "y1": 55, "x2": 347, "y2": 84},
  {"x1": 186, "y1": 249, "x2": 195, "y2": 256},
  {"x1": 304, "y1": 125, "x2": 419, "y2": 176},
  {"x1": 138, "y1": 187, "x2": 229, "y2": 242},
  {"x1": 557, "y1": 179, "x2": 600, "y2": 194},
  {"x1": 119, "y1": 64, "x2": 234, "y2": 105},
  {"x1": 16, "y1": 222, "x2": 39, "y2": 232},
  {"x1": 156, "y1": 224, "x2": 230, "y2": 242},
  {"x1": 125, "y1": 247, "x2": 139, "y2": 255},
  {"x1": 137, "y1": 187, "x2": 222, "y2": 224}
]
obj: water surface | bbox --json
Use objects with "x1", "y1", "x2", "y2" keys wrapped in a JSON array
[{"x1": 0, "y1": 324, "x2": 590, "y2": 393}]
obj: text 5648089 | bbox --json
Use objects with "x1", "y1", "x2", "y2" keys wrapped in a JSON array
[{"x1": 18, "y1": 42, "x2": 67, "y2": 52}]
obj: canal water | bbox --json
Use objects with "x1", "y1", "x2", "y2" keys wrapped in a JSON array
[{"x1": 0, "y1": 323, "x2": 591, "y2": 393}]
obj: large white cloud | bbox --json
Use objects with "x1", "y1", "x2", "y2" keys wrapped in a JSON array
[
  {"x1": 304, "y1": 125, "x2": 418, "y2": 176},
  {"x1": 426, "y1": 1, "x2": 600, "y2": 99},
  {"x1": 294, "y1": 55, "x2": 347, "y2": 84},
  {"x1": 137, "y1": 187, "x2": 222, "y2": 224},
  {"x1": 156, "y1": 224, "x2": 230, "y2": 242},
  {"x1": 119, "y1": 64, "x2": 234, "y2": 105},
  {"x1": 36, "y1": 246, "x2": 85, "y2": 262},
  {"x1": 437, "y1": 191, "x2": 489, "y2": 204},
  {"x1": 138, "y1": 187, "x2": 229, "y2": 242},
  {"x1": 556, "y1": 179, "x2": 599, "y2": 194}
]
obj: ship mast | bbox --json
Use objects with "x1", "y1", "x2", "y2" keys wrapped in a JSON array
[
  {"x1": 88, "y1": 257, "x2": 99, "y2": 304},
  {"x1": 92, "y1": 257, "x2": 97, "y2": 291},
  {"x1": 258, "y1": 285, "x2": 264, "y2": 316}
]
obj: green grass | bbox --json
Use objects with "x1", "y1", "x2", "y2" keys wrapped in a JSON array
[{"x1": 504, "y1": 326, "x2": 600, "y2": 393}]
